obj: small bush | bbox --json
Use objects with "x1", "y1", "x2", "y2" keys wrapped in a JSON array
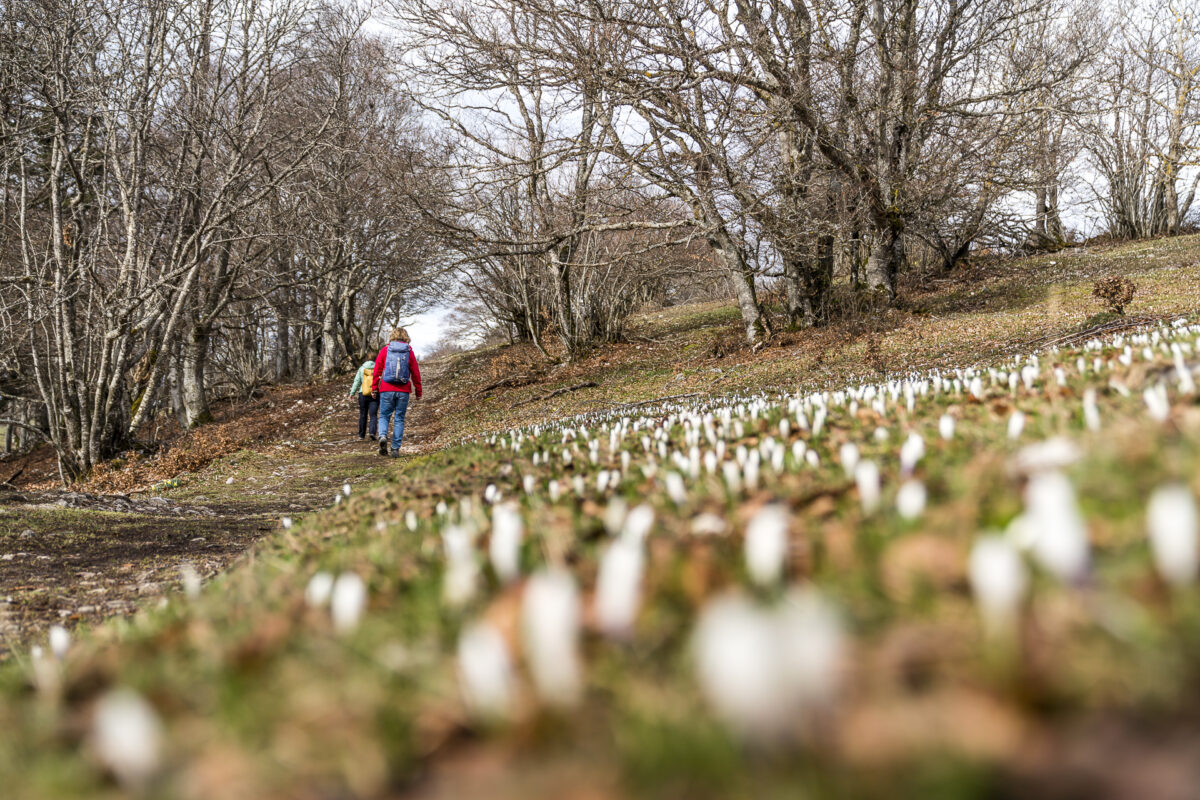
[{"x1": 1091, "y1": 276, "x2": 1136, "y2": 315}]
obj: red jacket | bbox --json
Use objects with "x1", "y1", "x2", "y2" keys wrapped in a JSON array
[{"x1": 372, "y1": 344, "x2": 422, "y2": 397}]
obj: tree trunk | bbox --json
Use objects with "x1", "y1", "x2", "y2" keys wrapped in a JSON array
[
  {"x1": 274, "y1": 310, "x2": 291, "y2": 382},
  {"x1": 181, "y1": 326, "x2": 213, "y2": 428},
  {"x1": 865, "y1": 226, "x2": 901, "y2": 300},
  {"x1": 320, "y1": 298, "x2": 340, "y2": 377}
]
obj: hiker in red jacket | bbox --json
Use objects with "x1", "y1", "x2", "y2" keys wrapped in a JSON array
[{"x1": 372, "y1": 327, "x2": 422, "y2": 458}]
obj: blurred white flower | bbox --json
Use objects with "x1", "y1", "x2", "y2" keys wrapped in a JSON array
[
  {"x1": 1144, "y1": 384, "x2": 1170, "y2": 422},
  {"x1": 692, "y1": 589, "x2": 843, "y2": 741},
  {"x1": 665, "y1": 472, "x2": 688, "y2": 505},
  {"x1": 522, "y1": 570, "x2": 583, "y2": 707},
  {"x1": 691, "y1": 513, "x2": 728, "y2": 536},
  {"x1": 745, "y1": 504, "x2": 789, "y2": 587},
  {"x1": 1025, "y1": 471, "x2": 1089, "y2": 581},
  {"x1": 896, "y1": 480, "x2": 926, "y2": 520},
  {"x1": 93, "y1": 689, "x2": 162, "y2": 788},
  {"x1": 489, "y1": 503, "x2": 524, "y2": 584},
  {"x1": 49, "y1": 625, "x2": 70, "y2": 661},
  {"x1": 938, "y1": 414, "x2": 956, "y2": 441},
  {"x1": 342, "y1": 483, "x2": 351, "y2": 498},
  {"x1": 1007, "y1": 410, "x2": 1026, "y2": 440},
  {"x1": 854, "y1": 460, "x2": 881, "y2": 514},
  {"x1": 1147, "y1": 485, "x2": 1198, "y2": 586},
  {"x1": 603, "y1": 497, "x2": 628, "y2": 537},
  {"x1": 968, "y1": 536, "x2": 1028, "y2": 632},
  {"x1": 622, "y1": 504, "x2": 655, "y2": 545},
  {"x1": 305, "y1": 571, "x2": 334, "y2": 609},
  {"x1": 331, "y1": 572, "x2": 367, "y2": 634},
  {"x1": 457, "y1": 621, "x2": 515, "y2": 720},
  {"x1": 594, "y1": 538, "x2": 644, "y2": 637},
  {"x1": 900, "y1": 432, "x2": 925, "y2": 474},
  {"x1": 839, "y1": 442, "x2": 860, "y2": 477},
  {"x1": 1013, "y1": 437, "x2": 1081, "y2": 475},
  {"x1": 1083, "y1": 389, "x2": 1101, "y2": 432},
  {"x1": 179, "y1": 562, "x2": 201, "y2": 600}
]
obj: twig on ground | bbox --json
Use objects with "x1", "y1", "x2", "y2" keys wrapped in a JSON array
[{"x1": 510, "y1": 382, "x2": 600, "y2": 409}]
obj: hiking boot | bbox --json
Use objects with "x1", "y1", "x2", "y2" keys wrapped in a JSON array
[
  {"x1": 390, "y1": 448, "x2": 400, "y2": 458},
  {"x1": 378, "y1": 438, "x2": 388, "y2": 456}
]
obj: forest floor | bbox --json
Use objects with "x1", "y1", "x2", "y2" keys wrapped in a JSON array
[{"x1": 1, "y1": 234, "x2": 1200, "y2": 799}]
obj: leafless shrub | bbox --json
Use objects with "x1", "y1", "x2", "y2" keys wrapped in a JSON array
[{"x1": 1091, "y1": 276, "x2": 1137, "y2": 316}]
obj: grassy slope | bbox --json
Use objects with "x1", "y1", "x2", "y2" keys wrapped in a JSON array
[{"x1": 2, "y1": 235, "x2": 1200, "y2": 799}]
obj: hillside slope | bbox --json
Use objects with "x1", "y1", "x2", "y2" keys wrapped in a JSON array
[{"x1": 1, "y1": 235, "x2": 1200, "y2": 799}]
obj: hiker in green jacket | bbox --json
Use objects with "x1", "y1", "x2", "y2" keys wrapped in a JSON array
[{"x1": 348, "y1": 356, "x2": 379, "y2": 441}]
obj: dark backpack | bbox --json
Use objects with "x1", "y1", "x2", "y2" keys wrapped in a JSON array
[{"x1": 383, "y1": 342, "x2": 411, "y2": 385}]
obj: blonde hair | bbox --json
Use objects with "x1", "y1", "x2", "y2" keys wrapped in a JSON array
[{"x1": 389, "y1": 327, "x2": 411, "y2": 343}]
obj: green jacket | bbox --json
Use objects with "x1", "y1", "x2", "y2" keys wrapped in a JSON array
[{"x1": 348, "y1": 360, "x2": 376, "y2": 396}]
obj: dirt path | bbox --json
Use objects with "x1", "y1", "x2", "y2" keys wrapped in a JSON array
[{"x1": 0, "y1": 364, "x2": 446, "y2": 659}]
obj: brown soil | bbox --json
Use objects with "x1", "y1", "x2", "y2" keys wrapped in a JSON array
[{"x1": 0, "y1": 368, "x2": 445, "y2": 659}]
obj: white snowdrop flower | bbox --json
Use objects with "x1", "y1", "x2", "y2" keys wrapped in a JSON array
[
  {"x1": 770, "y1": 446, "x2": 785, "y2": 473},
  {"x1": 805, "y1": 449, "x2": 820, "y2": 468},
  {"x1": 1083, "y1": 389, "x2": 1101, "y2": 432},
  {"x1": 691, "y1": 513, "x2": 728, "y2": 536},
  {"x1": 331, "y1": 572, "x2": 367, "y2": 634},
  {"x1": 594, "y1": 538, "x2": 645, "y2": 637},
  {"x1": 483, "y1": 484, "x2": 499, "y2": 504},
  {"x1": 342, "y1": 483, "x2": 352, "y2": 498},
  {"x1": 722, "y1": 460, "x2": 743, "y2": 494},
  {"x1": 622, "y1": 504, "x2": 655, "y2": 545},
  {"x1": 522, "y1": 570, "x2": 582, "y2": 708},
  {"x1": 969, "y1": 535, "x2": 1028, "y2": 633},
  {"x1": 839, "y1": 442, "x2": 860, "y2": 477},
  {"x1": 1054, "y1": 368, "x2": 1067, "y2": 387},
  {"x1": 49, "y1": 625, "x2": 70, "y2": 661},
  {"x1": 665, "y1": 472, "x2": 688, "y2": 505},
  {"x1": 621, "y1": 450, "x2": 631, "y2": 473},
  {"x1": 305, "y1": 571, "x2": 335, "y2": 609},
  {"x1": 333, "y1": 494, "x2": 341, "y2": 506},
  {"x1": 692, "y1": 590, "x2": 843, "y2": 741},
  {"x1": 281, "y1": 516, "x2": 293, "y2": 529},
  {"x1": 93, "y1": 689, "x2": 163, "y2": 788},
  {"x1": 603, "y1": 497, "x2": 628, "y2": 537},
  {"x1": 744, "y1": 454, "x2": 761, "y2": 491},
  {"x1": 704, "y1": 450, "x2": 718, "y2": 475},
  {"x1": 896, "y1": 480, "x2": 926, "y2": 521},
  {"x1": 1007, "y1": 410, "x2": 1026, "y2": 440},
  {"x1": 548, "y1": 480, "x2": 561, "y2": 503},
  {"x1": 1175, "y1": 352, "x2": 1196, "y2": 394},
  {"x1": 692, "y1": 594, "x2": 781, "y2": 738},
  {"x1": 1025, "y1": 471, "x2": 1089, "y2": 581},
  {"x1": 597, "y1": 471, "x2": 611, "y2": 494},
  {"x1": 1144, "y1": 384, "x2": 1170, "y2": 422},
  {"x1": 745, "y1": 505, "x2": 789, "y2": 587},
  {"x1": 225, "y1": 477, "x2": 235, "y2": 485},
  {"x1": 776, "y1": 588, "x2": 844, "y2": 713},
  {"x1": 900, "y1": 432, "x2": 925, "y2": 474},
  {"x1": 457, "y1": 621, "x2": 515, "y2": 720},
  {"x1": 874, "y1": 426, "x2": 890, "y2": 443},
  {"x1": 404, "y1": 510, "x2": 418, "y2": 531},
  {"x1": 969, "y1": 377, "x2": 984, "y2": 399},
  {"x1": 436, "y1": 500, "x2": 448, "y2": 517},
  {"x1": 1013, "y1": 437, "x2": 1081, "y2": 475},
  {"x1": 571, "y1": 475, "x2": 585, "y2": 497},
  {"x1": 1147, "y1": 485, "x2": 1198, "y2": 586},
  {"x1": 854, "y1": 460, "x2": 881, "y2": 514},
  {"x1": 522, "y1": 474, "x2": 535, "y2": 495},
  {"x1": 1006, "y1": 513, "x2": 1036, "y2": 550},
  {"x1": 489, "y1": 503, "x2": 524, "y2": 584},
  {"x1": 938, "y1": 414, "x2": 956, "y2": 441},
  {"x1": 179, "y1": 562, "x2": 202, "y2": 600}
]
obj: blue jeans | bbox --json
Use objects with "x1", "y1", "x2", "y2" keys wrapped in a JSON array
[{"x1": 377, "y1": 391, "x2": 410, "y2": 450}]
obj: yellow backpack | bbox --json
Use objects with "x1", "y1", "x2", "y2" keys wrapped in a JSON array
[{"x1": 361, "y1": 364, "x2": 375, "y2": 397}]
